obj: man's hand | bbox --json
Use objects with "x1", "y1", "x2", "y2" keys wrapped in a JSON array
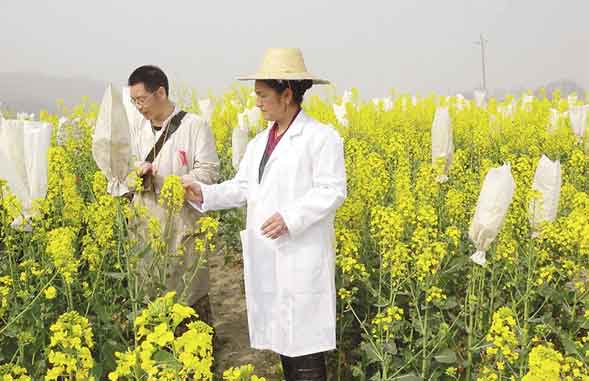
[
  {"x1": 137, "y1": 162, "x2": 154, "y2": 177},
  {"x1": 261, "y1": 213, "x2": 289, "y2": 240},
  {"x1": 182, "y1": 175, "x2": 203, "y2": 204}
]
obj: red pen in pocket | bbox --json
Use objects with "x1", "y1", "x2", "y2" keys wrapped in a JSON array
[{"x1": 178, "y1": 150, "x2": 188, "y2": 167}]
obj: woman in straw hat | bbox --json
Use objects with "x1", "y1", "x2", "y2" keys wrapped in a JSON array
[{"x1": 183, "y1": 48, "x2": 346, "y2": 380}]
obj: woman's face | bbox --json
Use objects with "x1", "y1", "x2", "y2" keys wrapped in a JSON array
[{"x1": 255, "y1": 80, "x2": 290, "y2": 122}]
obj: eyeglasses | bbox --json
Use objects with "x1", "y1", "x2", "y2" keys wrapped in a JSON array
[{"x1": 130, "y1": 92, "x2": 156, "y2": 108}]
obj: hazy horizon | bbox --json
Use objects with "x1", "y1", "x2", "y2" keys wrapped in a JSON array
[{"x1": 1, "y1": 0, "x2": 589, "y2": 109}]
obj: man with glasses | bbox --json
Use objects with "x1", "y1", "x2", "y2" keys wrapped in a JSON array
[{"x1": 126, "y1": 65, "x2": 220, "y2": 326}]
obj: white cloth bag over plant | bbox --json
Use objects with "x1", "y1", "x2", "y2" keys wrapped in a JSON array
[
  {"x1": 0, "y1": 119, "x2": 51, "y2": 224},
  {"x1": 431, "y1": 107, "x2": 454, "y2": 182},
  {"x1": 0, "y1": 121, "x2": 28, "y2": 210},
  {"x1": 528, "y1": 155, "x2": 561, "y2": 234},
  {"x1": 468, "y1": 164, "x2": 516, "y2": 265},
  {"x1": 232, "y1": 106, "x2": 261, "y2": 170},
  {"x1": 23, "y1": 122, "x2": 52, "y2": 208},
  {"x1": 92, "y1": 84, "x2": 131, "y2": 196},
  {"x1": 121, "y1": 86, "x2": 143, "y2": 129},
  {"x1": 569, "y1": 105, "x2": 587, "y2": 140}
]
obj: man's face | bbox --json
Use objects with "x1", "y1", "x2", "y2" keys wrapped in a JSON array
[{"x1": 129, "y1": 83, "x2": 166, "y2": 120}]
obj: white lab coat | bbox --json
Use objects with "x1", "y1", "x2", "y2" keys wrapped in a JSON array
[{"x1": 196, "y1": 110, "x2": 347, "y2": 357}]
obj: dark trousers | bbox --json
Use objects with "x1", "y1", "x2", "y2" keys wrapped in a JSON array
[{"x1": 280, "y1": 352, "x2": 327, "y2": 381}]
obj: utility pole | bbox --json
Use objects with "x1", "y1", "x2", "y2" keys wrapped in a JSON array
[{"x1": 474, "y1": 34, "x2": 488, "y2": 93}]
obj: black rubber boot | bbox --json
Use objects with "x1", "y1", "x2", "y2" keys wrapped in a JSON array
[
  {"x1": 280, "y1": 352, "x2": 327, "y2": 381},
  {"x1": 191, "y1": 294, "x2": 213, "y2": 327}
]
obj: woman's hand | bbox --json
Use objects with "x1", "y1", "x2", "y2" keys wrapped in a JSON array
[
  {"x1": 261, "y1": 213, "x2": 289, "y2": 239},
  {"x1": 181, "y1": 175, "x2": 203, "y2": 204}
]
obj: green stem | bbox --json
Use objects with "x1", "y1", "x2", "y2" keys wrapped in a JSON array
[
  {"x1": 421, "y1": 303, "x2": 429, "y2": 378},
  {"x1": 65, "y1": 280, "x2": 74, "y2": 310},
  {"x1": 465, "y1": 266, "x2": 477, "y2": 381},
  {"x1": 520, "y1": 239, "x2": 535, "y2": 378},
  {"x1": 348, "y1": 304, "x2": 384, "y2": 363},
  {"x1": 0, "y1": 272, "x2": 58, "y2": 335}
]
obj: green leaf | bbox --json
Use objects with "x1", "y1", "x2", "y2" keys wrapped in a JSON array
[
  {"x1": 393, "y1": 372, "x2": 421, "y2": 381},
  {"x1": 104, "y1": 272, "x2": 126, "y2": 280},
  {"x1": 558, "y1": 331, "x2": 579, "y2": 355},
  {"x1": 153, "y1": 350, "x2": 180, "y2": 369},
  {"x1": 434, "y1": 348, "x2": 457, "y2": 364},
  {"x1": 360, "y1": 341, "x2": 381, "y2": 365},
  {"x1": 383, "y1": 340, "x2": 398, "y2": 355},
  {"x1": 439, "y1": 296, "x2": 458, "y2": 310},
  {"x1": 351, "y1": 364, "x2": 366, "y2": 380}
]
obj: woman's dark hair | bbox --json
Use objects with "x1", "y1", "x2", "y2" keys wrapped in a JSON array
[
  {"x1": 261, "y1": 79, "x2": 313, "y2": 105},
  {"x1": 128, "y1": 65, "x2": 169, "y2": 96}
]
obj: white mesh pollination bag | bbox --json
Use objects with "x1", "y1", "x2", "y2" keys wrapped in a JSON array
[
  {"x1": 0, "y1": 119, "x2": 52, "y2": 227},
  {"x1": 431, "y1": 107, "x2": 454, "y2": 182},
  {"x1": 342, "y1": 89, "x2": 354, "y2": 105},
  {"x1": 528, "y1": 155, "x2": 561, "y2": 236},
  {"x1": 198, "y1": 99, "x2": 214, "y2": 125},
  {"x1": 569, "y1": 105, "x2": 587, "y2": 141},
  {"x1": 232, "y1": 106, "x2": 261, "y2": 170},
  {"x1": 468, "y1": 164, "x2": 516, "y2": 265},
  {"x1": 498, "y1": 102, "x2": 515, "y2": 118},
  {"x1": 548, "y1": 108, "x2": 561, "y2": 133},
  {"x1": 16, "y1": 113, "x2": 35, "y2": 121},
  {"x1": 371, "y1": 97, "x2": 394, "y2": 112},
  {"x1": 92, "y1": 84, "x2": 131, "y2": 197},
  {"x1": 382, "y1": 97, "x2": 394, "y2": 111},
  {"x1": 455, "y1": 93, "x2": 466, "y2": 111},
  {"x1": 521, "y1": 95, "x2": 534, "y2": 111},
  {"x1": 333, "y1": 89, "x2": 355, "y2": 127},
  {"x1": 55, "y1": 116, "x2": 84, "y2": 147},
  {"x1": 568, "y1": 94, "x2": 578, "y2": 110},
  {"x1": 333, "y1": 103, "x2": 349, "y2": 127},
  {"x1": 474, "y1": 90, "x2": 487, "y2": 108}
]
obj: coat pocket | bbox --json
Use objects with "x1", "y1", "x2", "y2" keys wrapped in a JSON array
[
  {"x1": 241, "y1": 229, "x2": 277, "y2": 293},
  {"x1": 172, "y1": 149, "x2": 190, "y2": 176},
  {"x1": 279, "y1": 239, "x2": 327, "y2": 294}
]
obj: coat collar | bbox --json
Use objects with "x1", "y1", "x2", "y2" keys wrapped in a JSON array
[
  {"x1": 259, "y1": 109, "x2": 309, "y2": 142},
  {"x1": 256, "y1": 109, "x2": 309, "y2": 182}
]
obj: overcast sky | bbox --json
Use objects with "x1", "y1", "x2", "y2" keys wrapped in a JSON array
[{"x1": 1, "y1": 0, "x2": 588, "y2": 98}]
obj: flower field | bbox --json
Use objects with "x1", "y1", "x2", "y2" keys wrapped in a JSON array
[{"x1": 1, "y1": 87, "x2": 589, "y2": 380}]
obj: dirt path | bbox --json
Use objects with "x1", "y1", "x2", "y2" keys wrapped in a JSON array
[{"x1": 209, "y1": 251, "x2": 282, "y2": 379}]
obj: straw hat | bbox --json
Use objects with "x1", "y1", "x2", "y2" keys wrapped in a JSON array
[{"x1": 238, "y1": 48, "x2": 329, "y2": 85}]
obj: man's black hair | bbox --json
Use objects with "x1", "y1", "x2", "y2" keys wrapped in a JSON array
[{"x1": 128, "y1": 65, "x2": 169, "y2": 96}]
